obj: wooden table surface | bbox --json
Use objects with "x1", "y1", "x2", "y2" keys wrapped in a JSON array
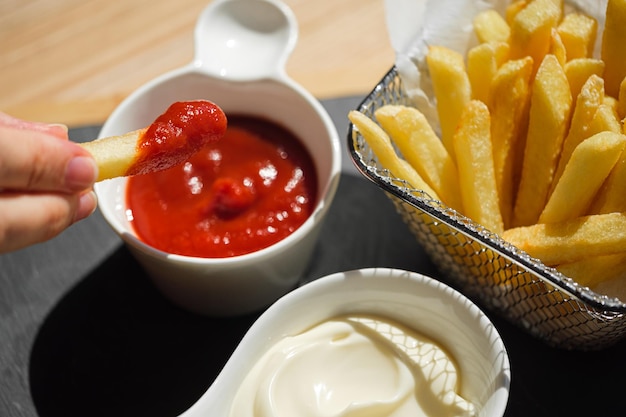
[{"x1": 0, "y1": 0, "x2": 395, "y2": 127}]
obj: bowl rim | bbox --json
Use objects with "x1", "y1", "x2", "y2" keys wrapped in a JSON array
[
  {"x1": 94, "y1": 67, "x2": 342, "y2": 265},
  {"x1": 182, "y1": 267, "x2": 511, "y2": 417}
]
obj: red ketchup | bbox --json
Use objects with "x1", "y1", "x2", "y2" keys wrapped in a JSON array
[
  {"x1": 126, "y1": 115, "x2": 318, "y2": 258},
  {"x1": 126, "y1": 100, "x2": 227, "y2": 176}
]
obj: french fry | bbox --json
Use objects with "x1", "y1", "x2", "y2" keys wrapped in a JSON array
[
  {"x1": 426, "y1": 45, "x2": 471, "y2": 162},
  {"x1": 590, "y1": 260, "x2": 626, "y2": 300},
  {"x1": 489, "y1": 57, "x2": 533, "y2": 229},
  {"x1": 80, "y1": 100, "x2": 227, "y2": 181},
  {"x1": 467, "y1": 42, "x2": 509, "y2": 106},
  {"x1": 512, "y1": 54, "x2": 572, "y2": 227},
  {"x1": 374, "y1": 105, "x2": 463, "y2": 210},
  {"x1": 601, "y1": 0, "x2": 626, "y2": 98},
  {"x1": 556, "y1": 12, "x2": 598, "y2": 61},
  {"x1": 504, "y1": 0, "x2": 532, "y2": 24},
  {"x1": 563, "y1": 58, "x2": 605, "y2": 101},
  {"x1": 551, "y1": 74, "x2": 605, "y2": 191},
  {"x1": 348, "y1": 110, "x2": 440, "y2": 200},
  {"x1": 556, "y1": 253, "x2": 626, "y2": 288},
  {"x1": 453, "y1": 100, "x2": 504, "y2": 235},
  {"x1": 588, "y1": 99, "x2": 622, "y2": 136},
  {"x1": 81, "y1": 129, "x2": 146, "y2": 181},
  {"x1": 473, "y1": 9, "x2": 510, "y2": 44},
  {"x1": 508, "y1": 0, "x2": 562, "y2": 75},
  {"x1": 617, "y1": 76, "x2": 626, "y2": 120},
  {"x1": 589, "y1": 148, "x2": 626, "y2": 214},
  {"x1": 502, "y1": 212, "x2": 626, "y2": 265},
  {"x1": 505, "y1": 0, "x2": 528, "y2": 25},
  {"x1": 549, "y1": 29, "x2": 567, "y2": 67},
  {"x1": 539, "y1": 131, "x2": 626, "y2": 223}
]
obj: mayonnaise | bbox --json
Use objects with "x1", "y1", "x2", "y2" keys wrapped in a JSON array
[{"x1": 228, "y1": 315, "x2": 476, "y2": 417}]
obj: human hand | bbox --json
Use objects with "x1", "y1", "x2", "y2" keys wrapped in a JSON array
[{"x1": 0, "y1": 112, "x2": 98, "y2": 253}]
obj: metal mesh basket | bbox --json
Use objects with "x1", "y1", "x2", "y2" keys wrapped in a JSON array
[{"x1": 348, "y1": 66, "x2": 626, "y2": 350}]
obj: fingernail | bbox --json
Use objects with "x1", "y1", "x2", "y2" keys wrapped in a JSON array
[
  {"x1": 65, "y1": 156, "x2": 98, "y2": 191},
  {"x1": 74, "y1": 190, "x2": 98, "y2": 222},
  {"x1": 47, "y1": 124, "x2": 69, "y2": 139}
]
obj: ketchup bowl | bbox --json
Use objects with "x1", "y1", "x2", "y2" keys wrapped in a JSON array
[
  {"x1": 179, "y1": 268, "x2": 511, "y2": 417},
  {"x1": 94, "y1": 0, "x2": 341, "y2": 316}
]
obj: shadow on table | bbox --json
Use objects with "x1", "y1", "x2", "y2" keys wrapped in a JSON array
[
  {"x1": 29, "y1": 245, "x2": 250, "y2": 417},
  {"x1": 28, "y1": 174, "x2": 435, "y2": 417}
]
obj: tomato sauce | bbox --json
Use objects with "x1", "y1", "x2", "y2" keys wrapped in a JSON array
[
  {"x1": 126, "y1": 115, "x2": 318, "y2": 258},
  {"x1": 126, "y1": 100, "x2": 227, "y2": 176}
]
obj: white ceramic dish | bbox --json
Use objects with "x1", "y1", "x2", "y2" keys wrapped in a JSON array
[
  {"x1": 94, "y1": 0, "x2": 341, "y2": 316},
  {"x1": 179, "y1": 268, "x2": 511, "y2": 417}
]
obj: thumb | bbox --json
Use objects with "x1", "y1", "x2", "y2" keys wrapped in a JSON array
[{"x1": 0, "y1": 115, "x2": 98, "y2": 192}]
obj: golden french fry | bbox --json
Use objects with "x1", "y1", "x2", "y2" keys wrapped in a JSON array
[
  {"x1": 489, "y1": 56, "x2": 533, "y2": 229},
  {"x1": 453, "y1": 100, "x2": 504, "y2": 234},
  {"x1": 556, "y1": 253, "x2": 626, "y2": 288},
  {"x1": 588, "y1": 100, "x2": 622, "y2": 136},
  {"x1": 502, "y1": 212, "x2": 626, "y2": 265},
  {"x1": 589, "y1": 147, "x2": 626, "y2": 214},
  {"x1": 617, "y1": 76, "x2": 626, "y2": 120},
  {"x1": 80, "y1": 129, "x2": 146, "y2": 181},
  {"x1": 348, "y1": 110, "x2": 440, "y2": 200},
  {"x1": 540, "y1": 131, "x2": 626, "y2": 223},
  {"x1": 564, "y1": 58, "x2": 605, "y2": 100},
  {"x1": 591, "y1": 264, "x2": 626, "y2": 300},
  {"x1": 512, "y1": 55, "x2": 573, "y2": 227},
  {"x1": 473, "y1": 9, "x2": 510, "y2": 44},
  {"x1": 508, "y1": 0, "x2": 562, "y2": 75},
  {"x1": 547, "y1": 0, "x2": 564, "y2": 13},
  {"x1": 557, "y1": 12, "x2": 598, "y2": 61},
  {"x1": 467, "y1": 42, "x2": 509, "y2": 106},
  {"x1": 374, "y1": 105, "x2": 463, "y2": 210},
  {"x1": 80, "y1": 100, "x2": 227, "y2": 181},
  {"x1": 551, "y1": 74, "x2": 605, "y2": 190},
  {"x1": 426, "y1": 45, "x2": 471, "y2": 162},
  {"x1": 505, "y1": 0, "x2": 528, "y2": 25},
  {"x1": 549, "y1": 28, "x2": 566, "y2": 67},
  {"x1": 601, "y1": 0, "x2": 626, "y2": 98}
]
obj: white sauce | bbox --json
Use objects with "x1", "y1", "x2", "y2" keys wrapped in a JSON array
[{"x1": 229, "y1": 315, "x2": 476, "y2": 417}]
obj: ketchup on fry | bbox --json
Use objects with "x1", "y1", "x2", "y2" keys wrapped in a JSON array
[
  {"x1": 126, "y1": 115, "x2": 317, "y2": 258},
  {"x1": 126, "y1": 100, "x2": 228, "y2": 176}
]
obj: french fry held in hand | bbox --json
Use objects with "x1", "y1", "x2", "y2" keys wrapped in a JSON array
[{"x1": 80, "y1": 100, "x2": 227, "y2": 181}]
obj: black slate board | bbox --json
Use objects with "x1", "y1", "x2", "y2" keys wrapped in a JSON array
[{"x1": 2, "y1": 96, "x2": 626, "y2": 417}]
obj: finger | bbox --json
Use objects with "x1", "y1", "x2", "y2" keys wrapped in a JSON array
[
  {"x1": 0, "y1": 190, "x2": 98, "y2": 253},
  {"x1": 0, "y1": 124, "x2": 98, "y2": 192},
  {"x1": 0, "y1": 111, "x2": 68, "y2": 140}
]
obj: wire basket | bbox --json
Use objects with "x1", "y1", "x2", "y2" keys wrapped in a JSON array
[{"x1": 348, "y1": 66, "x2": 626, "y2": 350}]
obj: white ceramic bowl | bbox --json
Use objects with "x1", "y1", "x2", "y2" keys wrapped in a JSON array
[
  {"x1": 179, "y1": 268, "x2": 511, "y2": 416},
  {"x1": 94, "y1": 0, "x2": 341, "y2": 316}
]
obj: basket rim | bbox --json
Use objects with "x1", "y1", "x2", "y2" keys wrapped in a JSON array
[{"x1": 347, "y1": 65, "x2": 626, "y2": 314}]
